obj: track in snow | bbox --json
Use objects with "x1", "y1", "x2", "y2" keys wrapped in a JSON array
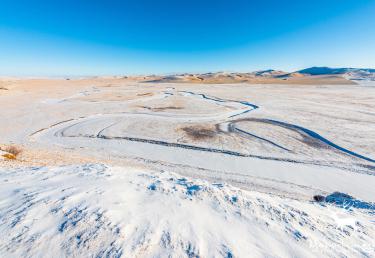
[{"x1": 30, "y1": 89, "x2": 375, "y2": 171}]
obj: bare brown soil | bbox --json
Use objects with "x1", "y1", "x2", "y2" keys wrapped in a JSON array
[
  {"x1": 142, "y1": 106, "x2": 184, "y2": 111},
  {"x1": 181, "y1": 126, "x2": 217, "y2": 140}
]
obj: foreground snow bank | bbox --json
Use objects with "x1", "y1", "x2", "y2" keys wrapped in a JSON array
[{"x1": 0, "y1": 164, "x2": 374, "y2": 257}]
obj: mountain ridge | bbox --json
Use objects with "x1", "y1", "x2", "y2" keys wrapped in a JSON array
[{"x1": 298, "y1": 66, "x2": 375, "y2": 75}]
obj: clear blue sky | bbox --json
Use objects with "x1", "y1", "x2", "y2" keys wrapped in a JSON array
[{"x1": 1, "y1": 0, "x2": 374, "y2": 76}]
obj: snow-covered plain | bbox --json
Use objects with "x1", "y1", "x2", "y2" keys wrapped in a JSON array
[
  {"x1": 1, "y1": 79, "x2": 375, "y2": 257},
  {"x1": 1, "y1": 164, "x2": 374, "y2": 257}
]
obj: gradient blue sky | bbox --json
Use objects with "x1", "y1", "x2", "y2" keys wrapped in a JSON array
[{"x1": 1, "y1": 0, "x2": 375, "y2": 76}]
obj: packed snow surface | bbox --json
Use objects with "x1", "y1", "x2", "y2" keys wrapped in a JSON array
[{"x1": 1, "y1": 164, "x2": 374, "y2": 257}]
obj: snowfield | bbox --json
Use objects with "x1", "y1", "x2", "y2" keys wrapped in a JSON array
[
  {"x1": 0, "y1": 164, "x2": 374, "y2": 257},
  {"x1": 1, "y1": 78, "x2": 375, "y2": 257}
]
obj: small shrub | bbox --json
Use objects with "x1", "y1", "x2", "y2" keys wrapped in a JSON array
[{"x1": 4, "y1": 146, "x2": 22, "y2": 157}]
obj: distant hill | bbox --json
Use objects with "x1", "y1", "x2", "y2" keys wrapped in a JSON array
[
  {"x1": 140, "y1": 66, "x2": 375, "y2": 84},
  {"x1": 297, "y1": 67, "x2": 375, "y2": 80},
  {"x1": 298, "y1": 67, "x2": 348, "y2": 75},
  {"x1": 253, "y1": 69, "x2": 286, "y2": 77}
]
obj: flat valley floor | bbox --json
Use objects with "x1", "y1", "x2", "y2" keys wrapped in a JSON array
[{"x1": 1, "y1": 78, "x2": 374, "y2": 257}]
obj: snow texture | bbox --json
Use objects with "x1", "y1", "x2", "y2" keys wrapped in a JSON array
[{"x1": 1, "y1": 164, "x2": 374, "y2": 257}]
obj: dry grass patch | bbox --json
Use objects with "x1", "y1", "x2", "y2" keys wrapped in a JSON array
[
  {"x1": 181, "y1": 125, "x2": 217, "y2": 140},
  {"x1": 137, "y1": 92, "x2": 153, "y2": 97},
  {"x1": 1, "y1": 145, "x2": 23, "y2": 160},
  {"x1": 142, "y1": 106, "x2": 183, "y2": 112}
]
